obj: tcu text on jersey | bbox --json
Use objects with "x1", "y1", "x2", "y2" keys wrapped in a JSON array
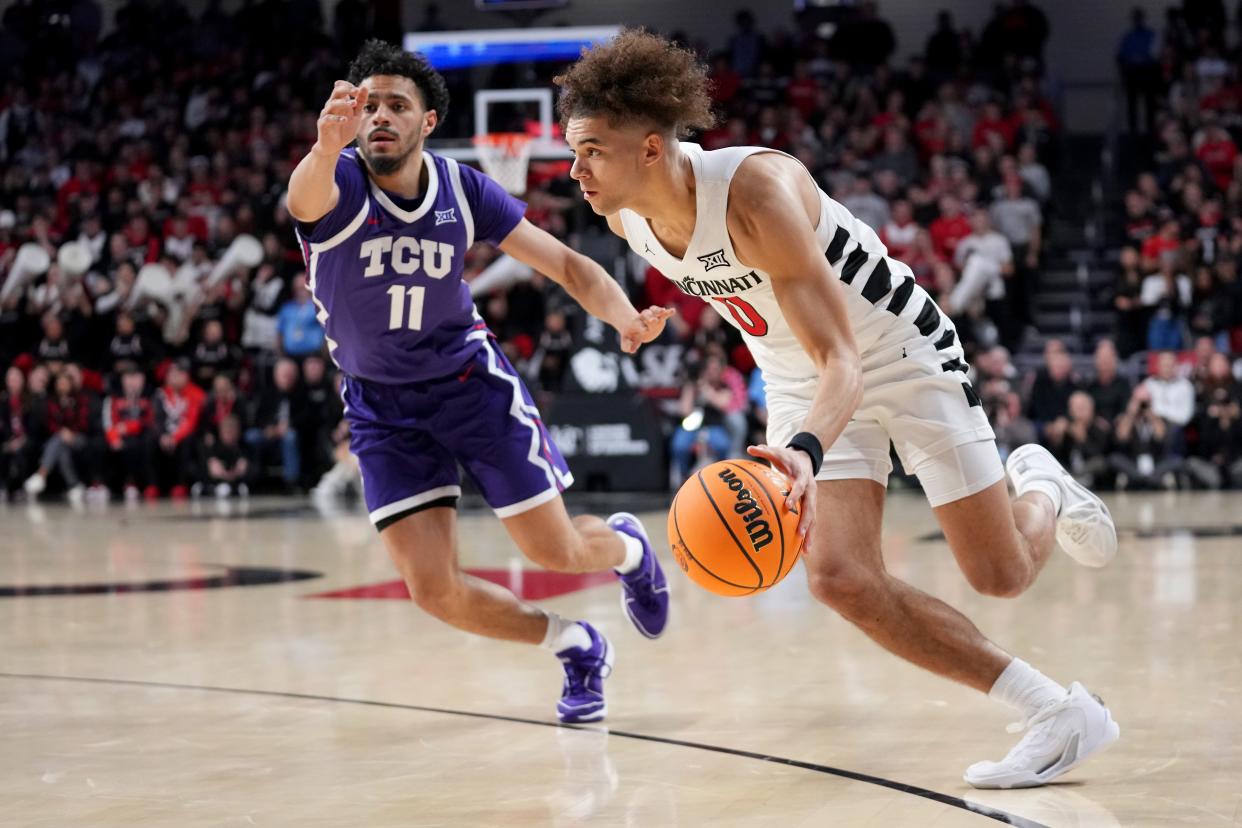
[{"x1": 359, "y1": 236, "x2": 456, "y2": 279}]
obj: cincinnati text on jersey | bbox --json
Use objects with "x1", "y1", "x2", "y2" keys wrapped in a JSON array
[{"x1": 672, "y1": 270, "x2": 764, "y2": 297}]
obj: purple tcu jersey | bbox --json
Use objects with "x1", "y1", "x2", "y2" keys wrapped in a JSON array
[{"x1": 294, "y1": 148, "x2": 526, "y2": 384}]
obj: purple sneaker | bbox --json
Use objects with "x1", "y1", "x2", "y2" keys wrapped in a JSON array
[
  {"x1": 556, "y1": 622, "x2": 614, "y2": 723},
  {"x1": 607, "y1": 512, "x2": 670, "y2": 639}
]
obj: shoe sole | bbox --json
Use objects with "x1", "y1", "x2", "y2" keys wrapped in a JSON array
[
  {"x1": 965, "y1": 708, "x2": 1121, "y2": 789},
  {"x1": 1007, "y1": 445, "x2": 1117, "y2": 568},
  {"x1": 610, "y1": 512, "x2": 671, "y2": 640},
  {"x1": 557, "y1": 634, "x2": 615, "y2": 724}
]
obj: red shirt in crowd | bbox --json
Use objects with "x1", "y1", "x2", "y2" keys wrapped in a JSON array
[
  {"x1": 105, "y1": 394, "x2": 156, "y2": 448},
  {"x1": 929, "y1": 214, "x2": 971, "y2": 261},
  {"x1": 972, "y1": 115, "x2": 1015, "y2": 150},
  {"x1": 158, "y1": 382, "x2": 206, "y2": 445},
  {"x1": 1197, "y1": 137, "x2": 1238, "y2": 191},
  {"x1": 46, "y1": 393, "x2": 91, "y2": 435},
  {"x1": 1141, "y1": 233, "x2": 1181, "y2": 263}
]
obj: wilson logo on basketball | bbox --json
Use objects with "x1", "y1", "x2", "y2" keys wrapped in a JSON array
[{"x1": 717, "y1": 468, "x2": 773, "y2": 552}]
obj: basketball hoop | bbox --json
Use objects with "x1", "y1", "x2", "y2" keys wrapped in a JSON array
[{"x1": 473, "y1": 133, "x2": 533, "y2": 195}]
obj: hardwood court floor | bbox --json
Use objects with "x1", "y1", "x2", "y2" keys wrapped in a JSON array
[{"x1": 1, "y1": 490, "x2": 1239, "y2": 827}]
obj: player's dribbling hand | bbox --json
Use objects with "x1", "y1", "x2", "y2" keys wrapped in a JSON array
[
  {"x1": 316, "y1": 81, "x2": 369, "y2": 155},
  {"x1": 746, "y1": 444, "x2": 817, "y2": 542},
  {"x1": 618, "y1": 306, "x2": 675, "y2": 353}
]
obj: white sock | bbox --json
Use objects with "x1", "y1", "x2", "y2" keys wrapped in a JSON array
[
  {"x1": 613, "y1": 533, "x2": 644, "y2": 575},
  {"x1": 1021, "y1": 479, "x2": 1062, "y2": 516},
  {"x1": 989, "y1": 658, "x2": 1068, "y2": 720},
  {"x1": 539, "y1": 613, "x2": 591, "y2": 653}
]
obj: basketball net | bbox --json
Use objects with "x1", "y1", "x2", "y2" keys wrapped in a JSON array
[{"x1": 473, "y1": 133, "x2": 533, "y2": 195}]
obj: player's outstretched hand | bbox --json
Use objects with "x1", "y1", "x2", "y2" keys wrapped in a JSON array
[
  {"x1": 316, "y1": 81, "x2": 369, "y2": 155},
  {"x1": 746, "y1": 444, "x2": 816, "y2": 542},
  {"x1": 618, "y1": 306, "x2": 675, "y2": 353}
]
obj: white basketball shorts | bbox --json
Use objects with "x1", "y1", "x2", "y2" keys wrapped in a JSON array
[{"x1": 764, "y1": 338, "x2": 1004, "y2": 508}]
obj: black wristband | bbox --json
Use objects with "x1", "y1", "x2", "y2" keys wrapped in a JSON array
[{"x1": 786, "y1": 431, "x2": 823, "y2": 476}]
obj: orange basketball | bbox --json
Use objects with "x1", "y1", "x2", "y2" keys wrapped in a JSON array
[{"x1": 667, "y1": 459, "x2": 804, "y2": 597}]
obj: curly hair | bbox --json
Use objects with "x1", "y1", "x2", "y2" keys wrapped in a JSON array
[
  {"x1": 553, "y1": 29, "x2": 716, "y2": 138},
  {"x1": 347, "y1": 39, "x2": 450, "y2": 125}
]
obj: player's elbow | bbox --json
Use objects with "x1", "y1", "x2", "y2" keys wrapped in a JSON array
[
  {"x1": 821, "y1": 351, "x2": 863, "y2": 407},
  {"x1": 285, "y1": 193, "x2": 329, "y2": 224}
]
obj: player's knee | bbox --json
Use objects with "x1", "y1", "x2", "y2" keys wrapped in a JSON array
[
  {"x1": 407, "y1": 575, "x2": 461, "y2": 619},
  {"x1": 388, "y1": 550, "x2": 461, "y2": 617},
  {"x1": 523, "y1": 540, "x2": 581, "y2": 573},
  {"x1": 805, "y1": 558, "x2": 880, "y2": 619},
  {"x1": 963, "y1": 561, "x2": 1028, "y2": 599}
]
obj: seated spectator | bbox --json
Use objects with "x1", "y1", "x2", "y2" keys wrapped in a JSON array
[
  {"x1": 204, "y1": 414, "x2": 249, "y2": 498},
  {"x1": 840, "y1": 176, "x2": 890, "y2": 233},
  {"x1": 988, "y1": 389, "x2": 1037, "y2": 463},
  {"x1": 669, "y1": 351, "x2": 743, "y2": 487},
  {"x1": 929, "y1": 193, "x2": 971, "y2": 262},
  {"x1": 1185, "y1": 352, "x2": 1242, "y2": 489},
  {"x1": 1143, "y1": 350, "x2": 1196, "y2": 452},
  {"x1": 107, "y1": 311, "x2": 148, "y2": 376},
  {"x1": 155, "y1": 361, "x2": 205, "y2": 499},
  {"x1": 36, "y1": 313, "x2": 73, "y2": 366},
  {"x1": 104, "y1": 366, "x2": 157, "y2": 500},
  {"x1": 200, "y1": 372, "x2": 247, "y2": 448},
  {"x1": 1017, "y1": 144, "x2": 1051, "y2": 204},
  {"x1": 276, "y1": 274, "x2": 325, "y2": 360},
  {"x1": 880, "y1": 199, "x2": 920, "y2": 261},
  {"x1": 245, "y1": 358, "x2": 305, "y2": 492},
  {"x1": 23, "y1": 369, "x2": 95, "y2": 505},
  {"x1": 1028, "y1": 344, "x2": 1078, "y2": 436},
  {"x1": 191, "y1": 319, "x2": 240, "y2": 388},
  {"x1": 531, "y1": 309, "x2": 574, "y2": 394},
  {"x1": 1141, "y1": 217, "x2": 1182, "y2": 272},
  {"x1": 949, "y1": 210, "x2": 1017, "y2": 346},
  {"x1": 311, "y1": 375, "x2": 359, "y2": 504},
  {"x1": 1086, "y1": 339, "x2": 1132, "y2": 422},
  {"x1": 300, "y1": 355, "x2": 342, "y2": 487},
  {"x1": 1045, "y1": 391, "x2": 1113, "y2": 488},
  {"x1": 1, "y1": 365, "x2": 34, "y2": 498},
  {"x1": 1110, "y1": 384, "x2": 1183, "y2": 490}
]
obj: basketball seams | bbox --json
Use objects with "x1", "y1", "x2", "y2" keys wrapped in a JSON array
[
  {"x1": 671, "y1": 489, "x2": 759, "y2": 594},
  {"x1": 732, "y1": 461, "x2": 790, "y2": 584},
  {"x1": 695, "y1": 470, "x2": 766, "y2": 589}
]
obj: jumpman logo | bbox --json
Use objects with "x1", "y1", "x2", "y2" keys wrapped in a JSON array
[{"x1": 644, "y1": 241, "x2": 653, "y2": 255}]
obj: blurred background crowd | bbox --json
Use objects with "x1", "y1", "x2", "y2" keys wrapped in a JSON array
[{"x1": 1, "y1": 0, "x2": 1241, "y2": 507}]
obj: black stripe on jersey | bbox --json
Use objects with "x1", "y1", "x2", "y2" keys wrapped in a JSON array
[
  {"x1": 886, "y1": 276, "x2": 914, "y2": 316},
  {"x1": 962, "y1": 382, "x2": 982, "y2": 408},
  {"x1": 914, "y1": 298, "x2": 941, "y2": 337},
  {"x1": 941, "y1": 358, "x2": 967, "y2": 373},
  {"x1": 825, "y1": 226, "x2": 850, "y2": 263},
  {"x1": 933, "y1": 328, "x2": 957, "y2": 350},
  {"x1": 860, "y1": 259, "x2": 892, "y2": 304},
  {"x1": 839, "y1": 247, "x2": 869, "y2": 284}
]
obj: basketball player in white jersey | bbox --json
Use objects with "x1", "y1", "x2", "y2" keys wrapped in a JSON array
[{"x1": 555, "y1": 30, "x2": 1120, "y2": 788}]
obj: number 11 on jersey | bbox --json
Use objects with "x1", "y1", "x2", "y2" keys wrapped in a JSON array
[{"x1": 387, "y1": 284, "x2": 425, "y2": 330}]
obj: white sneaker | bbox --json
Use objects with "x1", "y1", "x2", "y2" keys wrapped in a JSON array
[
  {"x1": 1006, "y1": 444, "x2": 1117, "y2": 567},
  {"x1": 23, "y1": 473, "x2": 46, "y2": 498},
  {"x1": 67, "y1": 484, "x2": 85, "y2": 508},
  {"x1": 965, "y1": 682, "x2": 1120, "y2": 789}
]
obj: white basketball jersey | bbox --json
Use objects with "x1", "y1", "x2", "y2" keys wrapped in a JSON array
[{"x1": 620, "y1": 143, "x2": 952, "y2": 383}]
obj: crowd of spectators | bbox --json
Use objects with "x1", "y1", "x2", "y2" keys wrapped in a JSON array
[{"x1": 2, "y1": 0, "x2": 1240, "y2": 504}]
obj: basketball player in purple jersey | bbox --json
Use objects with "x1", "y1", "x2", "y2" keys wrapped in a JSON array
[{"x1": 286, "y1": 41, "x2": 671, "y2": 723}]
